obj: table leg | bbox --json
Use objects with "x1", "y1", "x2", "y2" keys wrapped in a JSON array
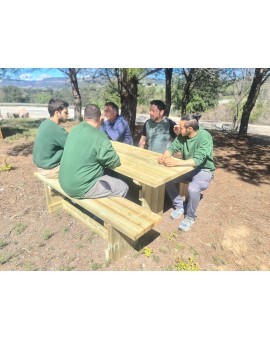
[{"x1": 139, "y1": 184, "x2": 165, "y2": 215}]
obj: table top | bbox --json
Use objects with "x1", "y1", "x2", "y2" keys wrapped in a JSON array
[{"x1": 112, "y1": 141, "x2": 194, "y2": 188}]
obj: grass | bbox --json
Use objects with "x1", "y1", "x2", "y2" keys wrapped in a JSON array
[
  {"x1": 0, "y1": 239, "x2": 8, "y2": 249},
  {"x1": 43, "y1": 230, "x2": 54, "y2": 240},
  {"x1": 0, "y1": 254, "x2": 12, "y2": 265},
  {"x1": 14, "y1": 223, "x2": 28, "y2": 234}
]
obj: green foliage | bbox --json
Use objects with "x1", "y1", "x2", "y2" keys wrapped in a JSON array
[
  {"x1": 1, "y1": 86, "x2": 30, "y2": 103},
  {"x1": 142, "y1": 246, "x2": 153, "y2": 257},
  {"x1": 175, "y1": 257, "x2": 199, "y2": 271}
]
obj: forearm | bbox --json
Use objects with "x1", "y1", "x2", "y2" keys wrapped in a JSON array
[
  {"x1": 163, "y1": 157, "x2": 196, "y2": 167},
  {"x1": 138, "y1": 136, "x2": 147, "y2": 148}
]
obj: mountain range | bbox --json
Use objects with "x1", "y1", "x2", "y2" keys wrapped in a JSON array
[{"x1": 0, "y1": 77, "x2": 71, "y2": 88}]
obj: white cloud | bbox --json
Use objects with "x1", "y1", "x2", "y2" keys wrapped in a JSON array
[
  {"x1": 35, "y1": 73, "x2": 51, "y2": 81},
  {"x1": 19, "y1": 73, "x2": 33, "y2": 80}
]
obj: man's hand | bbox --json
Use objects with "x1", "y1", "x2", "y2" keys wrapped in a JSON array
[
  {"x1": 163, "y1": 157, "x2": 182, "y2": 167},
  {"x1": 173, "y1": 124, "x2": 181, "y2": 135},
  {"x1": 158, "y1": 150, "x2": 172, "y2": 164}
]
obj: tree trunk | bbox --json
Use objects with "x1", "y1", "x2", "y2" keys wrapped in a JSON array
[
  {"x1": 181, "y1": 68, "x2": 195, "y2": 115},
  {"x1": 119, "y1": 70, "x2": 138, "y2": 135},
  {"x1": 68, "y1": 68, "x2": 82, "y2": 121},
  {"x1": 165, "y1": 68, "x2": 173, "y2": 116},
  {"x1": 238, "y1": 68, "x2": 266, "y2": 137}
]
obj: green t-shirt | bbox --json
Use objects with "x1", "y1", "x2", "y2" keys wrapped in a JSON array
[
  {"x1": 168, "y1": 127, "x2": 215, "y2": 173},
  {"x1": 59, "y1": 121, "x2": 121, "y2": 198},
  {"x1": 143, "y1": 117, "x2": 176, "y2": 153},
  {"x1": 33, "y1": 119, "x2": 68, "y2": 169}
]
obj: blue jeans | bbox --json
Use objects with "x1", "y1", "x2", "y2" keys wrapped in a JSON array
[{"x1": 166, "y1": 168, "x2": 214, "y2": 220}]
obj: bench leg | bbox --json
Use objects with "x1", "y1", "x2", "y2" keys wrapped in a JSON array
[
  {"x1": 179, "y1": 182, "x2": 189, "y2": 200},
  {"x1": 105, "y1": 224, "x2": 138, "y2": 262},
  {"x1": 44, "y1": 184, "x2": 64, "y2": 213}
]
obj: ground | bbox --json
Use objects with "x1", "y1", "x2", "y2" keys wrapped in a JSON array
[{"x1": 0, "y1": 122, "x2": 269, "y2": 271}]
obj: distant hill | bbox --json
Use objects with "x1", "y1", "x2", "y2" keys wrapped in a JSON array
[
  {"x1": 0, "y1": 77, "x2": 70, "y2": 88},
  {"x1": 0, "y1": 75, "x2": 163, "y2": 89}
]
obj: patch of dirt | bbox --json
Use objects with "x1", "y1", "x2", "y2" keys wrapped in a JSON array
[{"x1": 0, "y1": 126, "x2": 270, "y2": 271}]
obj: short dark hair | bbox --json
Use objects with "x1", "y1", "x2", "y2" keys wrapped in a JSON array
[
  {"x1": 84, "y1": 104, "x2": 101, "y2": 121},
  {"x1": 105, "y1": 101, "x2": 119, "y2": 114},
  {"x1": 150, "y1": 100, "x2": 166, "y2": 111},
  {"x1": 181, "y1": 114, "x2": 201, "y2": 131},
  {"x1": 48, "y1": 98, "x2": 69, "y2": 117}
]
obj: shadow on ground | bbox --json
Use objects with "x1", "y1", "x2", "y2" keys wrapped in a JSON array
[{"x1": 211, "y1": 130, "x2": 270, "y2": 185}]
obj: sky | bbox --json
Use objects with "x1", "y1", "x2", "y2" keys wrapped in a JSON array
[{"x1": 18, "y1": 68, "x2": 65, "y2": 81}]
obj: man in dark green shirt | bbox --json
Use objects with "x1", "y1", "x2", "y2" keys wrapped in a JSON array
[
  {"x1": 138, "y1": 100, "x2": 176, "y2": 153},
  {"x1": 59, "y1": 104, "x2": 128, "y2": 199},
  {"x1": 33, "y1": 98, "x2": 69, "y2": 178},
  {"x1": 158, "y1": 114, "x2": 215, "y2": 231}
]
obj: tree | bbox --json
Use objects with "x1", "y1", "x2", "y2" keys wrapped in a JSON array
[
  {"x1": 172, "y1": 68, "x2": 221, "y2": 115},
  {"x1": 230, "y1": 69, "x2": 253, "y2": 130},
  {"x1": 58, "y1": 68, "x2": 82, "y2": 121},
  {"x1": 102, "y1": 68, "x2": 161, "y2": 133},
  {"x1": 238, "y1": 68, "x2": 270, "y2": 137},
  {"x1": 165, "y1": 68, "x2": 173, "y2": 116}
]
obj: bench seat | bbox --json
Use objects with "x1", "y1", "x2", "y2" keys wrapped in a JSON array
[{"x1": 34, "y1": 172, "x2": 162, "y2": 261}]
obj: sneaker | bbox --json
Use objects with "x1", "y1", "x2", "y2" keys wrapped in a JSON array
[
  {"x1": 179, "y1": 216, "x2": 195, "y2": 232},
  {"x1": 170, "y1": 208, "x2": 184, "y2": 219}
]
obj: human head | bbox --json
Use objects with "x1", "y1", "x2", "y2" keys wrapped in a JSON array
[
  {"x1": 179, "y1": 114, "x2": 201, "y2": 137},
  {"x1": 103, "y1": 101, "x2": 119, "y2": 122},
  {"x1": 149, "y1": 100, "x2": 166, "y2": 122},
  {"x1": 48, "y1": 98, "x2": 69, "y2": 123},
  {"x1": 84, "y1": 104, "x2": 102, "y2": 127}
]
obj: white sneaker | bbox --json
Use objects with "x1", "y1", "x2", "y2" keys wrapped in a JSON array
[{"x1": 170, "y1": 208, "x2": 184, "y2": 219}]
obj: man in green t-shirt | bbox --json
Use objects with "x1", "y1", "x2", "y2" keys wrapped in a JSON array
[
  {"x1": 59, "y1": 104, "x2": 128, "y2": 199},
  {"x1": 33, "y1": 98, "x2": 69, "y2": 178},
  {"x1": 138, "y1": 100, "x2": 176, "y2": 153},
  {"x1": 158, "y1": 114, "x2": 215, "y2": 232}
]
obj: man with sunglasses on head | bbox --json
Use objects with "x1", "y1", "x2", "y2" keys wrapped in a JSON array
[
  {"x1": 33, "y1": 98, "x2": 69, "y2": 178},
  {"x1": 158, "y1": 113, "x2": 215, "y2": 232}
]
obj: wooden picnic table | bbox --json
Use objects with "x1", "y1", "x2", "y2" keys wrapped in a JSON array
[{"x1": 111, "y1": 141, "x2": 194, "y2": 215}]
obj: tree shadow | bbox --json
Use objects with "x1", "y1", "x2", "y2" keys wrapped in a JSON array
[
  {"x1": 7, "y1": 141, "x2": 34, "y2": 156},
  {"x1": 0, "y1": 119, "x2": 45, "y2": 139},
  {"x1": 211, "y1": 130, "x2": 270, "y2": 185}
]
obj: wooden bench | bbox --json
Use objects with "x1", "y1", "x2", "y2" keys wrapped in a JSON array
[{"x1": 34, "y1": 172, "x2": 162, "y2": 261}]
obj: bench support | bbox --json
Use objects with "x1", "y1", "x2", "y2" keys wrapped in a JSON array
[
  {"x1": 105, "y1": 224, "x2": 138, "y2": 261},
  {"x1": 44, "y1": 184, "x2": 64, "y2": 212},
  {"x1": 43, "y1": 182, "x2": 139, "y2": 261}
]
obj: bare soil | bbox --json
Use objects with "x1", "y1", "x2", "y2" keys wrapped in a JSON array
[{"x1": 0, "y1": 124, "x2": 269, "y2": 271}]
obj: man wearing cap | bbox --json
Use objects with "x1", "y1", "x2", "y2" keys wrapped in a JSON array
[{"x1": 59, "y1": 104, "x2": 128, "y2": 199}]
